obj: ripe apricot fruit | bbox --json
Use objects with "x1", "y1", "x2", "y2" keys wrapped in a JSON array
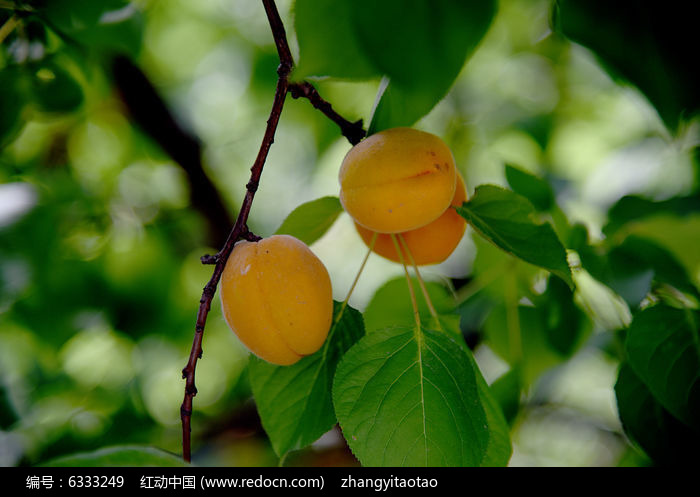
[
  {"x1": 220, "y1": 234, "x2": 333, "y2": 366},
  {"x1": 355, "y1": 172, "x2": 468, "y2": 265},
  {"x1": 339, "y1": 127, "x2": 457, "y2": 234}
]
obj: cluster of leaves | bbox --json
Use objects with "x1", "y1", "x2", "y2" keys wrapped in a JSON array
[
  {"x1": 0, "y1": 0, "x2": 143, "y2": 146},
  {"x1": 242, "y1": 0, "x2": 700, "y2": 467}
]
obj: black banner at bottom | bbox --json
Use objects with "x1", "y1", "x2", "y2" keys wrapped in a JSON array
[{"x1": 3, "y1": 465, "x2": 661, "y2": 495}]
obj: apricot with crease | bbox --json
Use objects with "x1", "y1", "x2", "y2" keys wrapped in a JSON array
[
  {"x1": 339, "y1": 127, "x2": 457, "y2": 234},
  {"x1": 220, "y1": 234, "x2": 333, "y2": 366}
]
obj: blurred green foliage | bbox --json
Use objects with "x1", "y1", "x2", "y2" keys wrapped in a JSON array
[{"x1": 1, "y1": 0, "x2": 699, "y2": 467}]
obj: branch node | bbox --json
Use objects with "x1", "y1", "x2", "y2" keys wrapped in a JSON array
[
  {"x1": 277, "y1": 61, "x2": 292, "y2": 77},
  {"x1": 200, "y1": 254, "x2": 218, "y2": 265},
  {"x1": 288, "y1": 81, "x2": 366, "y2": 145},
  {"x1": 243, "y1": 231, "x2": 262, "y2": 242},
  {"x1": 246, "y1": 179, "x2": 259, "y2": 194}
]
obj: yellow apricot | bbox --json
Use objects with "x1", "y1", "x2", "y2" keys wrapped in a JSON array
[
  {"x1": 339, "y1": 127, "x2": 457, "y2": 233},
  {"x1": 355, "y1": 173, "x2": 468, "y2": 265},
  {"x1": 220, "y1": 234, "x2": 333, "y2": 366}
]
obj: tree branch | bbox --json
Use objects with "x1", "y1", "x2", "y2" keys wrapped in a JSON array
[
  {"x1": 289, "y1": 82, "x2": 365, "y2": 145},
  {"x1": 180, "y1": 0, "x2": 292, "y2": 464},
  {"x1": 180, "y1": 0, "x2": 366, "y2": 463}
]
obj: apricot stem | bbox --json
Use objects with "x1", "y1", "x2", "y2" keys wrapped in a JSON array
[
  {"x1": 398, "y1": 233, "x2": 439, "y2": 322},
  {"x1": 455, "y1": 262, "x2": 508, "y2": 304},
  {"x1": 337, "y1": 232, "x2": 377, "y2": 323},
  {"x1": 391, "y1": 234, "x2": 421, "y2": 329}
]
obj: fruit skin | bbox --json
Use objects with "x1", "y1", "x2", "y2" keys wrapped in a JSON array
[
  {"x1": 220, "y1": 234, "x2": 333, "y2": 366},
  {"x1": 339, "y1": 127, "x2": 457, "y2": 234},
  {"x1": 355, "y1": 173, "x2": 468, "y2": 266}
]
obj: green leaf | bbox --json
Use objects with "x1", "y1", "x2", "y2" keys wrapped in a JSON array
[
  {"x1": 333, "y1": 326, "x2": 489, "y2": 466},
  {"x1": 0, "y1": 66, "x2": 27, "y2": 147},
  {"x1": 603, "y1": 195, "x2": 700, "y2": 238},
  {"x1": 554, "y1": 0, "x2": 700, "y2": 131},
  {"x1": 31, "y1": 62, "x2": 84, "y2": 113},
  {"x1": 505, "y1": 165, "x2": 555, "y2": 212},
  {"x1": 607, "y1": 236, "x2": 699, "y2": 308},
  {"x1": 39, "y1": 0, "x2": 144, "y2": 57},
  {"x1": 40, "y1": 445, "x2": 188, "y2": 467},
  {"x1": 473, "y1": 364, "x2": 512, "y2": 466},
  {"x1": 625, "y1": 305, "x2": 700, "y2": 431},
  {"x1": 456, "y1": 185, "x2": 572, "y2": 287},
  {"x1": 615, "y1": 363, "x2": 700, "y2": 465},
  {"x1": 274, "y1": 196, "x2": 343, "y2": 246},
  {"x1": 360, "y1": 0, "x2": 496, "y2": 131},
  {"x1": 363, "y1": 276, "x2": 459, "y2": 336},
  {"x1": 616, "y1": 215, "x2": 700, "y2": 287},
  {"x1": 293, "y1": 0, "x2": 378, "y2": 79},
  {"x1": 489, "y1": 369, "x2": 521, "y2": 427},
  {"x1": 353, "y1": 0, "x2": 495, "y2": 88},
  {"x1": 484, "y1": 304, "x2": 566, "y2": 386},
  {"x1": 249, "y1": 302, "x2": 364, "y2": 457},
  {"x1": 539, "y1": 276, "x2": 592, "y2": 356},
  {"x1": 368, "y1": 82, "x2": 444, "y2": 135}
]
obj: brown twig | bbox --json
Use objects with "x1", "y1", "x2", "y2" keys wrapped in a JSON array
[
  {"x1": 289, "y1": 82, "x2": 366, "y2": 145},
  {"x1": 180, "y1": 0, "x2": 292, "y2": 463},
  {"x1": 180, "y1": 0, "x2": 367, "y2": 463}
]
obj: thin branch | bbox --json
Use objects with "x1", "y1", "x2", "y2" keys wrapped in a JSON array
[
  {"x1": 180, "y1": 0, "x2": 292, "y2": 463},
  {"x1": 289, "y1": 82, "x2": 366, "y2": 145},
  {"x1": 180, "y1": 0, "x2": 367, "y2": 463}
]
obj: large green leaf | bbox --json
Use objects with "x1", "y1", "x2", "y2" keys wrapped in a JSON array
[
  {"x1": 368, "y1": 82, "x2": 444, "y2": 135},
  {"x1": 352, "y1": 0, "x2": 495, "y2": 88},
  {"x1": 456, "y1": 185, "x2": 572, "y2": 287},
  {"x1": 274, "y1": 196, "x2": 343, "y2": 246},
  {"x1": 40, "y1": 445, "x2": 188, "y2": 467},
  {"x1": 625, "y1": 305, "x2": 700, "y2": 431},
  {"x1": 615, "y1": 363, "x2": 700, "y2": 465},
  {"x1": 249, "y1": 302, "x2": 364, "y2": 457},
  {"x1": 39, "y1": 0, "x2": 144, "y2": 57},
  {"x1": 333, "y1": 326, "x2": 489, "y2": 466},
  {"x1": 359, "y1": 0, "x2": 496, "y2": 132},
  {"x1": 363, "y1": 276, "x2": 459, "y2": 336},
  {"x1": 554, "y1": 0, "x2": 700, "y2": 131},
  {"x1": 293, "y1": 0, "x2": 378, "y2": 80}
]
